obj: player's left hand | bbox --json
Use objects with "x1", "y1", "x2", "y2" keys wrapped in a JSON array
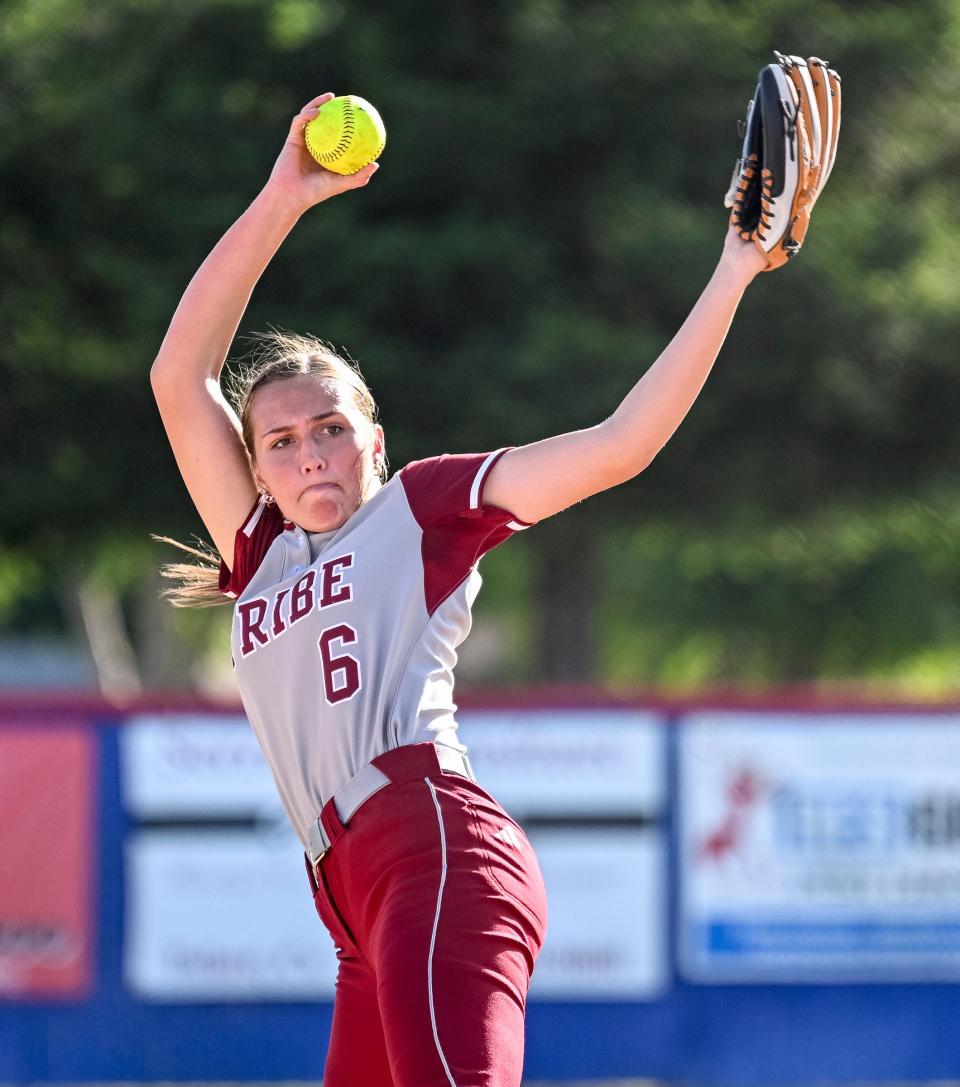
[{"x1": 719, "y1": 222, "x2": 769, "y2": 284}]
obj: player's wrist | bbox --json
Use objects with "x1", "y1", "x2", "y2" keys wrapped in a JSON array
[
  {"x1": 711, "y1": 252, "x2": 761, "y2": 298},
  {"x1": 257, "y1": 179, "x2": 314, "y2": 221}
]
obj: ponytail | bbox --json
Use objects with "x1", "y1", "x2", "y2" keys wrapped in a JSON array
[{"x1": 153, "y1": 536, "x2": 227, "y2": 608}]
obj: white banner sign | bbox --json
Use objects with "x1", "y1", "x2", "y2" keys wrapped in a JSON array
[
  {"x1": 530, "y1": 828, "x2": 667, "y2": 999},
  {"x1": 121, "y1": 709, "x2": 668, "y2": 1000},
  {"x1": 122, "y1": 710, "x2": 666, "y2": 820},
  {"x1": 121, "y1": 715, "x2": 281, "y2": 819},
  {"x1": 458, "y1": 709, "x2": 666, "y2": 816},
  {"x1": 123, "y1": 826, "x2": 666, "y2": 1002},
  {"x1": 679, "y1": 712, "x2": 960, "y2": 982},
  {"x1": 125, "y1": 828, "x2": 335, "y2": 1000}
]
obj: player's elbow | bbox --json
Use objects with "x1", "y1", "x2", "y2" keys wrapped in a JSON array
[
  {"x1": 150, "y1": 356, "x2": 205, "y2": 406},
  {"x1": 612, "y1": 452, "x2": 658, "y2": 489},
  {"x1": 597, "y1": 421, "x2": 660, "y2": 486},
  {"x1": 150, "y1": 357, "x2": 174, "y2": 396},
  {"x1": 150, "y1": 357, "x2": 196, "y2": 419}
]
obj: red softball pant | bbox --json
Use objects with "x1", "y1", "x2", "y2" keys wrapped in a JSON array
[{"x1": 306, "y1": 742, "x2": 548, "y2": 1087}]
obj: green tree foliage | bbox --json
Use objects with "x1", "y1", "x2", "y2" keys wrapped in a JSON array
[{"x1": 3, "y1": 0, "x2": 960, "y2": 687}]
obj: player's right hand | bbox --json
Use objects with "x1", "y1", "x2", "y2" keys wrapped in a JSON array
[{"x1": 265, "y1": 94, "x2": 379, "y2": 211}]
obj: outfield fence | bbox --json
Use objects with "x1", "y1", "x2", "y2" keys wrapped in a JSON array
[{"x1": 3, "y1": 691, "x2": 960, "y2": 1083}]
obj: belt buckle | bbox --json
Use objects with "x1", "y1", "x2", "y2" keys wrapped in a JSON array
[
  {"x1": 311, "y1": 849, "x2": 327, "y2": 885},
  {"x1": 307, "y1": 815, "x2": 332, "y2": 882}
]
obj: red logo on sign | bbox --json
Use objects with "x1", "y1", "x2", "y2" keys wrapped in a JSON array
[{"x1": 698, "y1": 767, "x2": 767, "y2": 862}]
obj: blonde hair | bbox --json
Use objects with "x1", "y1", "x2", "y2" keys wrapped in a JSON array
[{"x1": 158, "y1": 332, "x2": 385, "y2": 608}]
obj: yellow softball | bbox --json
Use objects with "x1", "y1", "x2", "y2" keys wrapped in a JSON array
[{"x1": 304, "y1": 95, "x2": 386, "y2": 175}]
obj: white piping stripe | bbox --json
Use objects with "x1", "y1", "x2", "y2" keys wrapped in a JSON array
[
  {"x1": 506, "y1": 520, "x2": 529, "y2": 532},
  {"x1": 242, "y1": 496, "x2": 268, "y2": 538},
  {"x1": 425, "y1": 778, "x2": 458, "y2": 1087},
  {"x1": 468, "y1": 449, "x2": 504, "y2": 511}
]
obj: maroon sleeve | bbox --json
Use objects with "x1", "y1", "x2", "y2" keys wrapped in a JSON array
[
  {"x1": 218, "y1": 497, "x2": 286, "y2": 599},
  {"x1": 398, "y1": 449, "x2": 533, "y2": 529},
  {"x1": 398, "y1": 450, "x2": 533, "y2": 615}
]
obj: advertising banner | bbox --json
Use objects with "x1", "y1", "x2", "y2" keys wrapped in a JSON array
[
  {"x1": 124, "y1": 825, "x2": 667, "y2": 1002},
  {"x1": 458, "y1": 709, "x2": 666, "y2": 817},
  {"x1": 679, "y1": 712, "x2": 960, "y2": 982},
  {"x1": 125, "y1": 828, "x2": 335, "y2": 1000},
  {"x1": 530, "y1": 827, "x2": 667, "y2": 999},
  {"x1": 121, "y1": 714, "x2": 281, "y2": 820},
  {"x1": 120, "y1": 711, "x2": 668, "y2": 1000},
  {"x1": 122, "y1": 709, "x2": 667, "y2": 821},
  {"x1": 0, "y1": 723, "x2": 95, "y2": 998}
]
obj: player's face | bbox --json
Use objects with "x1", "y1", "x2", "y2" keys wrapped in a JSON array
[{"x1": 249, "y1": 375, "x2": 384, "y2": 532}]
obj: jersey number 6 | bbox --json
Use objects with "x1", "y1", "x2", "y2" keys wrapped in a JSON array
[{"x1": 319, "y1": 623, "x2": 362, "y2": 705}]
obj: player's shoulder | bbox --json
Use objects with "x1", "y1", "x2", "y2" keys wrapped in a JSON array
[
  {"x1": 398, "y1": 450, "x2": 510, "y2": 520},
  {"x1": 219, "y1": 495, "x2": 290, "y2": 599},
  {"x1": 241, "y1": 493, "x2": 289, "y2": 539},
  {"x1": 399, "y1": 450, "x2": 507, "y2": 476}
]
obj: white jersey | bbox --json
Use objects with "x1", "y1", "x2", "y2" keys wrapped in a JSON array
[{"x1": 220, "y1": 449, "x2": 530, "y2": 846}]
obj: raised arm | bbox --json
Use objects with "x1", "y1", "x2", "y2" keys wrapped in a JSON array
[
  {"x1": 483, "y1": 228, "x2": 769, "y2": 524},
  {"x1": 150, "y1": 93, "x2": 378, "y2": 562}
]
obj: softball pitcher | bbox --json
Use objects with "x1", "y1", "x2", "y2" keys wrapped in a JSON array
[{"x1": 152, "y1": 92, "x2": 770, "y2": 1086}]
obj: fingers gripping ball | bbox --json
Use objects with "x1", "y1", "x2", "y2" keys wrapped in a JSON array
[{"x1": 305, "y1": 95, "x2": 386, "y2": 175}]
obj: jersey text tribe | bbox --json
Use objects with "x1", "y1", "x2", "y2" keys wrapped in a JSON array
[{"x1": 238, "y1": 552, "x2": 355, "y2": 657}]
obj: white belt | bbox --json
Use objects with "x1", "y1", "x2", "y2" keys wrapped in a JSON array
[{"x1": 306, "y1": 745, "x2": 474, "y2": 868}]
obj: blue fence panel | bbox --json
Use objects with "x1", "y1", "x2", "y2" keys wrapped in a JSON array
[{"x1": 3, "y1": 699, "x2": 960, "y2": 1082}]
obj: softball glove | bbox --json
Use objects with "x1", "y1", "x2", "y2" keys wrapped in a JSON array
[{"x1": 724, "y1": 51, "x2": 841, "y2": 271}]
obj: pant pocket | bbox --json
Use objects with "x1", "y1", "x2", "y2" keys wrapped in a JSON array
[
  {"x1": 311, "y1": 862, "x2": 362, "y2": 954},
  {"x1": 471, "y1": 802, "x2": 549, "y2": 938}
]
